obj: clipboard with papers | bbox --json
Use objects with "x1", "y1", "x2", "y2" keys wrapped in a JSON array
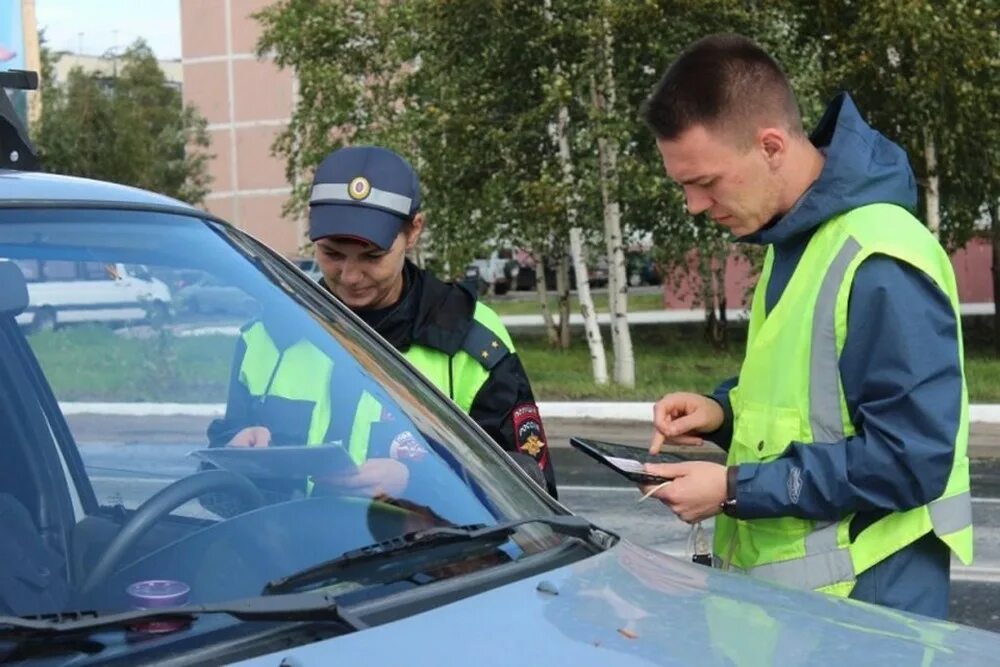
[{"x1": 189, "y1": 444, "x2": 358, "y2": 480}]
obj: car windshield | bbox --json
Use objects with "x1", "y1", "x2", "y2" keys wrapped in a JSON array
[{"x1": 0, "y1": 207, "x2": 564, "y2": 624}]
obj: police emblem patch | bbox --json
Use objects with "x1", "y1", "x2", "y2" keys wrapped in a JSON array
[
  {"x1": 512, "y1": 403, "x2": 548, "y2": 463},
  {"x1": 521, "y1": 434, "x2": 544, "y2": 457},
  {"x1": 348, "y1": 176, "x2": 371, "y2": 201},
  {"x1": 389, "y1": 430, "x2": 427, "y2": 462}
]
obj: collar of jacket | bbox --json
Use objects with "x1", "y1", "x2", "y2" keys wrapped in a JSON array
[{"x1": 321, "y1": 260, "x2": 477, "y2": 355}]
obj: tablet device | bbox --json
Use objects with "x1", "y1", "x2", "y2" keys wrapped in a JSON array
[
  {"x1": 189, "y1": 444, "x2": 358, "y2": 480},
  {"x1": 569, "y1": 437, "x2": 687, "y2": 484}
]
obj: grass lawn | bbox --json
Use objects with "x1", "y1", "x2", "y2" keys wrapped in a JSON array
[
  {"x1": 516, "y1": 325, "x2": 744, "y2": 400},
  {"x1": 29, "y1": 326, "x2": 235, "y2": 402},
  {"x1": 516, "y1": 321, "x2": 1000, "y2": 403},
  {"x1": 483, "y1": 291, "x2": 665, "y2": 316},
  {"x1": 22, "y1": 319, "x2": 1000, "y2": 404}
]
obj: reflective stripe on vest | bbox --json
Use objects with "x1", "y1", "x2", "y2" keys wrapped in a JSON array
[
  {"x1": 342, "y1": 302, "x2": 514, "y2": 463},
  {"x1": 715, "y1": 491, "x2": 973, "y2": 590},
  {"x1": 714, "y1": 203, "x2": 973, "y2": 596},
  {"x1": 240, "y1": 323, "x2": 334, "y2": 446},
  {"x1": 402, "y1": 301, "x2": 514, "y2": 412},
  {"x1": 347, "y1": 391, "x2": 384, "y2": 465}
]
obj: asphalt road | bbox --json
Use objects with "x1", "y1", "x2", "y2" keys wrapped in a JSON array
[{"x1": 67, "y1": 413, "x2": 1000, "y2": 635}]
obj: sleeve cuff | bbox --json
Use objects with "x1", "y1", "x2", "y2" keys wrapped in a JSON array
[
  {"x1": 702, "y1": 395, "x2": 735, "y2": 450},
  {"x1": 731, "y1": 460, "x2": 795, "y2": 519}
]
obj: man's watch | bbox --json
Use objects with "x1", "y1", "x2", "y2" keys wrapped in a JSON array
[{"x1": 720, "y1": 465, "x2": 738, "y2": 516}]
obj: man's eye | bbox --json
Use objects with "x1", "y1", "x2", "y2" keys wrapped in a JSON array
[
  {"x1": 365, "y1": 253, "x2": 387, "y2": 261},
  {"x1": 325, "y1": 251, "x2": 345, "y2": 260}
]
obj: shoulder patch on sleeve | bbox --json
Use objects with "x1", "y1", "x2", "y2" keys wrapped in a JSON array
[
  {"x1": 512, "y1": 403, "x2": 549, "y2": 462},
  {"x1": 461, "y1": 319, "x2": 510, "y2": 370}
]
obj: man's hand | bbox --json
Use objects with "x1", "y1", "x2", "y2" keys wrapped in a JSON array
[
  {"x1": 649, "y1": 392, "x2": 724, "y2": 454},
  {"x1": 639, "y1": 461, "x2": 727, "y2": 523},
  {"x1": 317, "y1": 458, "x2": 410, "y2": 497},
  {"x1": 228, "y1": 426, "x2": 272, "y2": 448}
]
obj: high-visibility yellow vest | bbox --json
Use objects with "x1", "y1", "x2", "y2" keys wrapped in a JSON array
[
  {"x1": 348, "y1": 301, "x2": 515, "y2": 463},
  {"x1": 239, "y1": 322, "x2": 335, "y2": 448},
  {"x1": 714, "y1": 203, "x2": 973, "y2": 597}
]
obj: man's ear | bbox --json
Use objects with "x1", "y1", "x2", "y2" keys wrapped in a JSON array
[
  {"x1": 406, "y1": 213, "x2": 426, "y2": 249},
  {"x1": 758, "y1": 127, "x2": 787, "y2": 169}
]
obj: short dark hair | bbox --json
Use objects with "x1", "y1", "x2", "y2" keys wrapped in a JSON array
[{"x1": 641, "y1": 34, "x2": 803, "y2": 144}]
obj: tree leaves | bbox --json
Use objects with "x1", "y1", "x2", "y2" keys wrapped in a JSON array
[{"x1": 33, "y1": 40, "x2": 211, "y2": 204}]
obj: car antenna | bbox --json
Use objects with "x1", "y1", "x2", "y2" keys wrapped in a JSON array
[{"x1": 0, "y1": 69, "x2": 41, "y2": 172}]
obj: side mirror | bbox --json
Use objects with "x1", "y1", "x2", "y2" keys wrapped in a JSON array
[{"x1": 0, "y1": 261, "x2": 29, "y2": 316}]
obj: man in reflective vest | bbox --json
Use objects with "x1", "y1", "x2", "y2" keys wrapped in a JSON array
[{"x1": 637, "y1": 34, "x2": 972, "y2": 618}]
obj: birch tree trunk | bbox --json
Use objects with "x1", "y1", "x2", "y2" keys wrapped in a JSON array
[
  {"x1": 533, "y1": 254, "x2": 559, "y2": 346},
  {"x1": 570, "y1": 227, "x2": 608, "y2": 383},
  {"x1": 555, "y1": 253, "x2": 572, "y2": 349},
  {"x1": 591, "y1": 17, "x2": 634, "y2": 388},
  {"x1": 924, "y1": 131, "x2": 941, "y2": 239},
  {"x1": 544, "y1": 0, "x2": 607, "y2": 377},
  {"x1": 552, "y1": 104, "x2": 607, "y2": 374}
]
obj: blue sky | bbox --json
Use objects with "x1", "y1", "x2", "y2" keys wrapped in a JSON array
[{"x1": 36, "y1": 0, "x2": 180, "y2": 59}]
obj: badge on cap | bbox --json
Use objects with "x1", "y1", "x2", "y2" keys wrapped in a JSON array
[{"x1": 348, "y1": 176, "x2": 372, "y2": 201}]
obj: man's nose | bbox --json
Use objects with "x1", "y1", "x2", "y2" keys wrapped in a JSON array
[{"x1": 684, "y1": 186, "x2": 712, "y2": 216}]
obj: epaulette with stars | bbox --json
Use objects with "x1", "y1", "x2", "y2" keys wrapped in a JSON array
[{"x1": 460, "y1": 319, "x2": 511, "y2": 370}]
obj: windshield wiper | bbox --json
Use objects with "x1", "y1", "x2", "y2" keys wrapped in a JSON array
[
  {"x1": 0, "y1": 591, "x2": 359, "y2": 639},
  {"x1": 264, "y1": 514, "x2": 608, "y2": 595}
]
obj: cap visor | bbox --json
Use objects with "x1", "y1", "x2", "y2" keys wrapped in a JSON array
[{"x1": 309, "y1": 204, "x2": 404, "y2": 250}]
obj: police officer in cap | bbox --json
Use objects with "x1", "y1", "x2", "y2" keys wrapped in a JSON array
[{"x1": 308, "y1": 145, "x2": 557, "y2": 497}]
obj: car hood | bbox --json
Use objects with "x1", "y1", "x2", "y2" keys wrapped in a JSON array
[{"x1": 235, "y1": 540, "x2": 1000, "y2": 666}]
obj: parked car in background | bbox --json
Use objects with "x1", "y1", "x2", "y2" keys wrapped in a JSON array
[
  {"x1": 6, "y1": 258, "x2": 171, "y2": 331},
  {"x1": 174, "y1": 271, "x2": 259, "y2": 317},
  {"x1": 514, "y1": 254, "x2": 608, "y2": 291},
  {"x1": 466, "y1": 250, "x2": 519, "y2": 296},
  {"x1": 626, "y1": 250, "x2": 663, "y2": 287}
]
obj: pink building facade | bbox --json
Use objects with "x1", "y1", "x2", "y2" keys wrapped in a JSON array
[{"x1": 180, "y1": 0, "x2": 303, "y2": 257}]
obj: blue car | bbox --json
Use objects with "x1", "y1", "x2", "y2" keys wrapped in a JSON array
[{"x1": 1, "y1": 76, "x2": 998, "y2": 666}]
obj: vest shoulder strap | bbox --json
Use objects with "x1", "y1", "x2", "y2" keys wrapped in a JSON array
[{"x1": 460, "y1": 318, "x2": 510, "y2": 370}]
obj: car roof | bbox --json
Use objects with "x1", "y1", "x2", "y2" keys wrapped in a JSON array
[{"x1": 0, "y1": 169, "x2": 202, "y2": 214}]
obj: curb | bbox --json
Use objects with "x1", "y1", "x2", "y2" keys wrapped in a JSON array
[{"x1": 59, "y1": 401, "x2": 1000, "y2": 424}]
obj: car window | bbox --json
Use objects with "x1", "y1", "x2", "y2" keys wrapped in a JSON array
[
  {"x1": 80, "y1": 261, "x2": 114, "y2": 281},
  {"x1": 0, "y1": 208, "x2": 559, "y2": 619},
  {"x1": 41, "y1": 259, "x2": 77, "y2": 280},
  {"x1": 12, "y1": 258, "x2": 39, "y2": 281}
]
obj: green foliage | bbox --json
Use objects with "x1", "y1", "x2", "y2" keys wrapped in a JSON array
[
  {"x1": 799, "y1": 0, "x2": 1000, "y2": 251},
  {"x1": 256, "y1": 0, "x2": 998, "y2": 308},
  {"x1": 254, "y1": 0, "x2": 417, "y2": 219},
  {"x1": 33, "y1": 41, "x2": 212, "y2": 204}
]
